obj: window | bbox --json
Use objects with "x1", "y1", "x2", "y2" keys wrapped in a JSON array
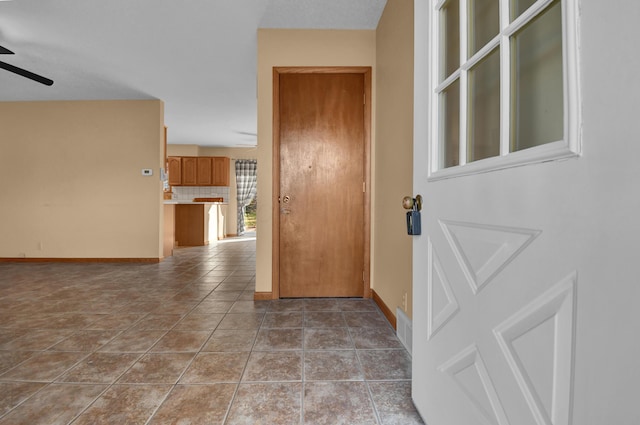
[{"x1": 430, "y1": 0, "x2": 580, "y2": 179}]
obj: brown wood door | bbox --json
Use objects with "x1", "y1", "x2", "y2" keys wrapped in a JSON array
[{"x1": 278, "y1": 72, "x2": 366, "y2": 298}]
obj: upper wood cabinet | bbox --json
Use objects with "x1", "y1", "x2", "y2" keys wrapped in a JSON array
[
  {"x1": 168, "y1": 156, "x2": 230, "y2": 186},
  {"x1": 167, "y1": 157, "x2": 182, "y2": 186},
  {"x1": 212, "y1": 157, "x2": 230, "y2": 186},
  {"x1": 181, "y1": 157, "x2": 198, "y2": 185},
  {"x1": 196, "y1": 157, "x2": 213, "y2": 185}
]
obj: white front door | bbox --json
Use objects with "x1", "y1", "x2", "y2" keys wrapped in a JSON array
[{"x1": 412, "y1": 1, "x2": 640, "y2": 425}]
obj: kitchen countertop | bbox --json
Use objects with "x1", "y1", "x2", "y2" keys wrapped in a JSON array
[{"x1": 164, "y1": 200, "x2": 228, "y2": 205}]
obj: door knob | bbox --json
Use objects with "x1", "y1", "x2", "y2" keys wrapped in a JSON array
[
  {"x1": 402, "y1": 195, "x2": 422, "y2": 211},
  {"x1": 282, "y1": 195, "x2": 291, "y2": 204}
]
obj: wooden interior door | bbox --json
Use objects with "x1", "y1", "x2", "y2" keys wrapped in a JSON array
[{"x1": 277, "y1": 71, "x2": 368, "y2": 298}]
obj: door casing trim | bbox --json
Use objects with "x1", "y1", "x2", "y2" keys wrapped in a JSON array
[{"x1": 271, "y1": 66, "x2": 372, "y2": 299}]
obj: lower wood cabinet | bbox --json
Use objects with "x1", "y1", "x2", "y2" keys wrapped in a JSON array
[
  {"x1": 175, "y1": 204, "x2": 207, "y2": 246},
  {"x1": 174, "y1": 204, "x2": 224, "y2": 246}
]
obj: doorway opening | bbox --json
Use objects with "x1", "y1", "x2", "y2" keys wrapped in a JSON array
[
  {"x1": 244, "y1": 196, "x2": 257, "y2": 230},
  {"x1": 235, "y1": 159, "x2": 257, "y2": 236}
]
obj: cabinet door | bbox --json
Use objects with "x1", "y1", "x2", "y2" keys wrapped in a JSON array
[
  {"x1": 174, "y1": 204, "x2": 205, "y2": 246},
  {"x1": 167, "y1": 157, "x2": 182, "y2": 186},
  {"x1": 182, "y1": 157, "x2": 198, "y2": 185},
  {"x1": 212, "y1": 157, "x2": 230, "y2": 186},
  {"x1": 196, "y1": 157, "x2": 213, "y2": 185}
]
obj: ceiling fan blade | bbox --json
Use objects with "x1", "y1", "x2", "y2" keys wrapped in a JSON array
[
  {"x1": 0, "y1": 45, "x2": 14, "y2": 55},
  {"x1": 0, "y1": 60, "x2": 53, "y2": 86}
]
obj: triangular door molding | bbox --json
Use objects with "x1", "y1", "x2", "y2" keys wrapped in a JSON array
[
  {"x1": 427, "y1": 238, "x2": 459, "y2": 340},
  {"x1": 493, "y1": 273, "x2": 577, "y2": 425},
  {"x1": 440, "y1": 220, "x2": 541, "y2": 295},
  {"x1": 438, "y1": 344, "x2": 510, "y2": 425}
]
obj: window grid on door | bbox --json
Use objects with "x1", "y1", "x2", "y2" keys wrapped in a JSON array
[{"x1": 429, "y1": 0, "x2": 581, "y2": 179}]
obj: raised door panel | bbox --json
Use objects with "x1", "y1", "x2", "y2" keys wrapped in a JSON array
[
  {"x1": 167, "y1": 157, "x2": 181, "y2": 186},
  {"x1": 196, "y1": 157, "x2": 213, "y2": 185},
  {"x1": 212, "y1": 157, "x2": 230, "y2": 186},
  {"x1": 181, "y1": 157, "x2": 198, "y2": 186}
]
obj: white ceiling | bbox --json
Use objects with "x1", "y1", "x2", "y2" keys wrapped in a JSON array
[{"x1": 0, "y1": 0, "x2": 387, "y2": 147}]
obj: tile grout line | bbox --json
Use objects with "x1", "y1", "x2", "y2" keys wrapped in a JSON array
[
  {"x1": 301, "y1": 309, "x2": 307, "y2": 425},
  {"x1": 58, "y1": 305, "x2": 178, "y2": 425},
  {"x1": 221, "y1": 298, "x2": 266, "y2": 425},
  {"x1": 58, "y1": 265, "x2": 236, "y2": 424},
  {"x1": 1, "y1": 310, "x2": 156, "y2": 424},
  {"x1": 143, "y1": 260, "x2": 248, "y2": 425},
  {"x1": 0, "y1": 241, "x2": 422, "y2": 424}
]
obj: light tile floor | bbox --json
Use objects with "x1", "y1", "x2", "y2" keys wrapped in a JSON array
[{"x1": 0, "y1": 234, "x2": 424, "y2": 424}]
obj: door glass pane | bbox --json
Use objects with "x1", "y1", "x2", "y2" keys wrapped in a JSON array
[
  {"x1": 511, "y1": 0, "x2": 537, "y2": 21},
  {"x1": 511, "y1": 0, "x2": 563, "y2": 152},
  {"x1": 469, "y1": 0, "x2": 499, "y2": 56},
  {"x1": 441, "y1": 0, "x2": 460, "y2": 80},
  {"x1": 468, "y1": 48, "x2": 501, "y2": 162},
  {"x1": 440, "y1": 80, "x2": 460, "y2": 168}
]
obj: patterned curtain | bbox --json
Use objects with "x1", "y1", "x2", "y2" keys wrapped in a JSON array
[{"x1": 235, "y1": 160, "x2": 257, "y2": 235}]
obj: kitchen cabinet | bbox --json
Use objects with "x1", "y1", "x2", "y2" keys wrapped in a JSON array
[
  {"x1": 167, "y1": 157, "x2": 182, "y2": 186},
  {"x1": 196, "y1": 157, "x2": 213, "y2": 185},
  {"x1": 168, "y1": 156, "x2": 230, "y2": 186},
  {"x1": 181, "y1": 157, "x2": 198, "y2": 185},
  {"x1": 175, "y1": 204, "x2": 206, "y2": 246},
  {"x1": 174, "y1": 204, "x2": 224, "y2": 246},
  {"x1": 212, "y1": 157, "x2": 230, "y2": 186}
]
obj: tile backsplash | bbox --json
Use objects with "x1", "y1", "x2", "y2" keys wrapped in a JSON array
[{"x1": 172, "y1": 186, "x2": 230, "y2": 202}]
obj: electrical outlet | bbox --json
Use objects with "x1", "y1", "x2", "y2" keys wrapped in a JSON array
[{"x1": 402, "y1": 292, "x2": 408, "y2": 312}]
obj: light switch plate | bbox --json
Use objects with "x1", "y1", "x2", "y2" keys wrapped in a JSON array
[{"x1": 142, "y1": 168, "x2": 153, "y2": 176}]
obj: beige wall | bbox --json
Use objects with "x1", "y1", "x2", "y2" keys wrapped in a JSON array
[
  {"x1": 166, "y1": 144, "x2": 258, "y2": 236},
  {"x1": 256, "y1": 29, "x2": 376, "y2": 294},
  {"x1": 374, "y1": 0, "x2": 415, "y2": 318},
  {"x1": 166, "y1": 144, "x2": 200, "y2": 157},
  {"x1": 0, "y1": 100, "x2": 165, "y2": 259}
]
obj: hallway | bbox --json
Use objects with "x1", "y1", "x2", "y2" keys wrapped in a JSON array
[{"x1": 0, "y1": 235, "x2": 422, "y2": 424}]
